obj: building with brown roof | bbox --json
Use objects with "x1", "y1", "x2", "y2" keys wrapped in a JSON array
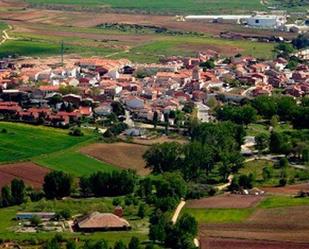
[{"x1": 75, "y1": 212, "x2": 130, "y2": 232}]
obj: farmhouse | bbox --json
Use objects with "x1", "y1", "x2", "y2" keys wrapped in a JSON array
[{"x1": 75, "y1": 212, "x2": 130, "y2": 232}]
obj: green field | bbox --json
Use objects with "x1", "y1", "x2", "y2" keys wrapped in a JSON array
[
  {"x1": 27, "y1": 0, "x2": 266, "y2": 14},
  {"x1": 183, "y1": 195, "x2": 309, "y2": 225},
  {"x1": 0, "y1": 122, "x2": 119, "y2": 175},
  {"x1": 112, "y1": 36, "x2": 275, "y2": 63},
  {"x1": 183, "y1": 208, "x2": 253, "y2": 224},
  {"x1": 0, "y1": 122, "x2": 94, "y2": 163},
  {"x1": 258, "y1": 195, "x2": 309, "y2": 209},
  {"x1": 0, "y1": 39, "x2": 119, "y2": 58},
  {"x1": 34, "y1": 151, "x2": 117, "y2": 176}
]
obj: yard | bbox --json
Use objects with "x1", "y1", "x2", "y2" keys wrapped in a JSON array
[{"x1": 0, "y1": 196, "x2": 151, "y2": 244}]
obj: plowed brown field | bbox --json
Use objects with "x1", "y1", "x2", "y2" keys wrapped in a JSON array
[
  {"x1": 187, "y1": 194, "x2": 263, "y2": 209},
  {"x1": 80, "y1": 142, "x2": 150, "y2": 175},
  {"x1": 0, "y1": 162, "x2": 50, "y2": 189}
]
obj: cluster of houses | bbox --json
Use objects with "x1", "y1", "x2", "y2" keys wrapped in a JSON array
[{"x1": 0, "y1": 51, "x2": 308, "y2": 128}]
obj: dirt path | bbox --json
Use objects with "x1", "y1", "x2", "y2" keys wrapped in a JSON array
[
  {"x1": 0, "y1": 25, "x2": 17, "y2": 45},
  {"x1": 216, "y1": 175, "x2": 234, "y2": 191}
]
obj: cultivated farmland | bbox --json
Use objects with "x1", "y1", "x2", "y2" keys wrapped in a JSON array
[
  {"x1": 26, "y1": 0, "x2": 266, "y2": 14},
  {"x1": 0, "y1": 162, "x2": 50, "y2": 189},
  {"x1": 0, "y1": 122, "x2": 93, "y2": 163},
  {"x1": 186, "y1": 195, "x2": 309, "y2": 249},
  {"x1": 186, "y1": 194, "x2": 263, "y2": 209},
  {"x1": 80, "y1": 142, "x2": 150, "y2": 175}
]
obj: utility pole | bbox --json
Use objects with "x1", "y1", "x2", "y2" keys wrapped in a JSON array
[{"x1": 60, "y1": 40, "x2": 64, "y2": 66}]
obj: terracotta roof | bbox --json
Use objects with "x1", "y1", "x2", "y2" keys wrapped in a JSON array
[{"x1": 78, "y1": 212, "x2": 130, "y2": 229}]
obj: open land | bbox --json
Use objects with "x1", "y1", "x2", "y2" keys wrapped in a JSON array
[
  {"x1": 184, "y1": 195, "x2": 309, "y2": 249},
  {"x1": 80, "y1": 142, "x2": 150, "y2": 175},
  {"x1": 186, "y1": 194, "x2": 264, "y2": 209},
  {"x1": 0, "y1": 0, "x2": 298, "y2": 62},
  {"x1": 0, "y1": 162, "x2": 49, "y2": 189}
]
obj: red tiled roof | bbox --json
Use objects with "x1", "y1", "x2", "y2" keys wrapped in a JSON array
[{"x1": 78, "y1": 212, "x2": 130, "y2": 229}]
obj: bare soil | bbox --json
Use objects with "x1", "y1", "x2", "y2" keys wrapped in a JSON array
[
  {"x1": 0, "y1": 162, "x2": 50, "y2": 189},
  {"x1": 261, "y1": 183, "x2": 309, "y2": 195},
  {"x1": 80, "y1": 142, "x2": 150, "y2": 175},
  {"x1": 200, "y1": 237, "x2": 309, "y2": 249}
]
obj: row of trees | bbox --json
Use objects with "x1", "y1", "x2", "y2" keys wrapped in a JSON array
[
  {"x1": 149, "y1": 211, "x2": 198, "y2": 249},
  {"x1": 216, "y1": 96, "x2": 309, "y2": 129},
  {"x1": 1, "y1": 179, "x2": 26, "y2": 207},
  {"x1": 43, "y1": 234, "x2": 154, "y2": 249},
  {"x1": 80, "y1": 170, "x2": 137, "y2": 197}
]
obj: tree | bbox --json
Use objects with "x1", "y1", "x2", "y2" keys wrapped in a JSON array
[
  {"x1": 43, "y1": 238, "x2": 61, "y2": 249},
  {"x1": 238, "y1": 174, "x2": 255, "y2": 189},
  {"x1": 270, "y1": 115, "x2": 279, "y2": 128},
  {"x1": 114, "y1": 241, "x2": 127, "y2": 249},
  {"x1": 143, "y1": 142, "x2": 183, "y2": 173},
  {"x1": 66, "y1": 240, "x2": 77, "y2": 249},
  {"x1": 274, "y1": 43, "x2": 295, "y2": 57},
  {"x1": 279, "y1": 157, "x2": 289, "y2": 169},
  {"x1": 128, "y1": 237, "x2": 140, "y2": 249},
  {"x1": 149, "y1": 210, "x2": 169, "y2": 242},
  {"x1": 262, "y1": 166, "x2": 273, "y2": 181},
  {"x1": 1, "y1": 186, "x2": 12, "y2": 207},
  {"x1": 137, "y1": 204, "x2": 145, "y2": 219},
  {"x1": 303, "y1": 148, "x2": 309, "y2": 163},
  {"x1": 292, "y1": 34, "x2": 309, "y2": 49},
  {"x1": 176, "y1": 213, "x2": 198, "y2": 237},
  {"x1": 152, "y1": 111, "x2": 158, "y2": 128},
  {"x1": 111, "y1": 101, "x2": 125, "y2": 116},
  {"x1": 269, "y1": 132, "x2": 291, "y2": 155},
  {"x1": 252, "y1": 96, "x2": 277, "y2": 119},
  {"x1": 255, "y1": 133, "x2": 269, "y2": 154},
  {"x1": 239, "y1": 105, "x2": 257, "y2": 126},
  {"x1": 30, "y1": 215, "x2": 42, "y2": 227},
  {"x1": 11, "y1": 178, "x2": 25, "y2": 205},
  {"x1": 43, "y1": 171, "x2": 73, "y2": 199},
  {"x1": 183, "y1": 142, "x2": 214, "y2": 179},
  {"x1": 200, "y1": 59, "x2": 215, "y2": 69}
]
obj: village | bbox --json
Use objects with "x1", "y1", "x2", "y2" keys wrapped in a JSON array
[{"x1": 0, "y1": 48, "x2": 308, "y2": 130}]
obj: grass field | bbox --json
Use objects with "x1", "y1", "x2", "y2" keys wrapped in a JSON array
[
  {"x1": 26, "y1": 0, "x2": 266, "y2": 14},
  {"x1": 0, "y1": 39, "x2": 120, "y2": 58},
  {"x1": 0, "y1": 122, "x2": 94, "y2": 163},
  {"x1": 258, "y1": 195, "x2": 309, "y2": 209},
  {"x1": 112, "y1": 36, "x2": 275, "y2": 62},
  {"x1": 183, "y1": 208, "x2": 254, "y2": 224},
  {"x1": 34, "y1": 150, "x2": 117, "y2": 176}
]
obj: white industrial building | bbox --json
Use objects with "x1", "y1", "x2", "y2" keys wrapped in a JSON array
[
  {"x1": 183, "y1": 12, "x2": 287, "y2": 30},
  {"x1": 246, "y1": 14, "x2": 287, "y2": 29}
]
